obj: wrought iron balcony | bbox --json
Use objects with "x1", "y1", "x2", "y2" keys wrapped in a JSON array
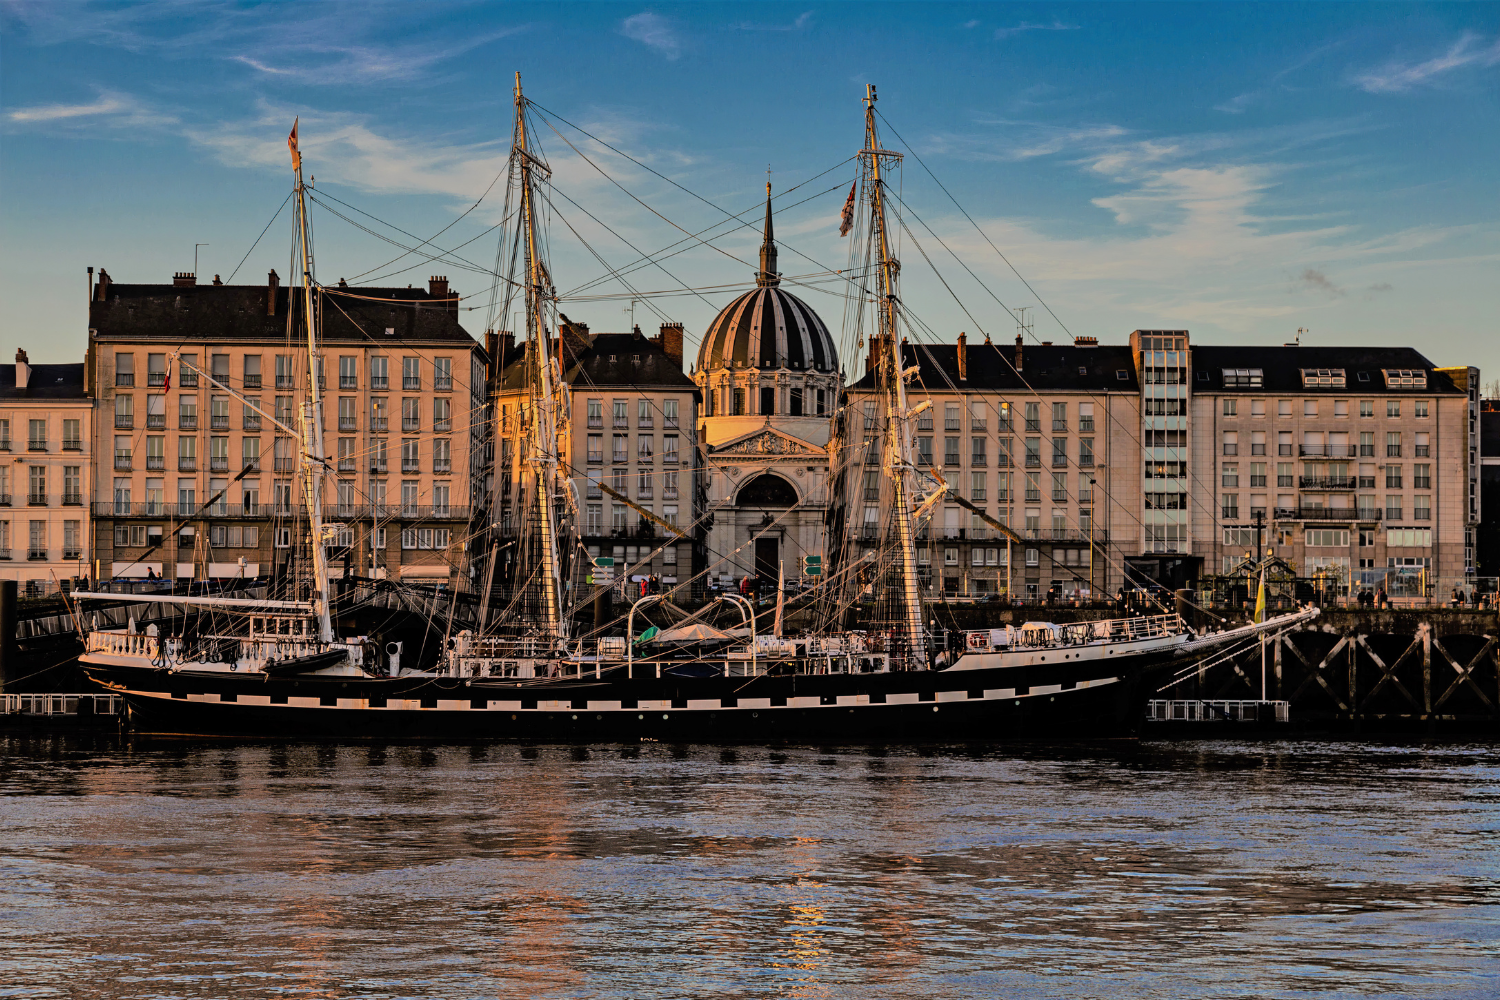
[
  {"x1": 243, "y1": 375, "x2": 261, "y2": 388},
  {"x1": 93, "y1": 501, "x2": 275, "y2": 518},
  {"x1": 28, "y1": 549, "x2": 47, "y2": 561},
  {"x1": 402, "y1": 418, "x2": 420, "y2": 432},
  {"x1": 1299, "y1": 476, "x2": 1356, "y2": 490},
  {"x1": 62, "y1": 493, "x2": 82, "y2": 506},
  {"x1": 371, "y1": 418, "x2": 389, "y2": 432},
  {"x1": 147, "y1": 372, "x2": 166, "y2": 387},
  {"x1": 211, "y1": 416, "x2": 229, "y2": 430},
  {"x1": 27, "y1": 494, "x2": 47, "y2": 506},
  {"x1": 27, "y1": 439, "x2": 46, "y2": 452},
  {"x1": 433, "y1": 460, "x2": 452, "y2": 474},
  {"x1": 243, "y1": 416, "x2": 261, "y2": 430},
  {"x1": 115, "y1": 416, "x2": 133, "y2": 429},
  {"x1": 178, "y1": 458, "x2": 196, "y2": 472},
  {"x1": 179, "y1": 415, "x2": 197, "y2": 430},
  {"x1": 273, "y1": 458, "x2": 297, "y2": 473},
  {"x1": 114, "y1": 455, "x2": 132, "y2": 471},
  {"x1": 341, "y1": 375, "x2": 358, "y2": 390},
  {"x1": 1274, "y1": 506, "x2": 1381, "y2": 521},
  {"x1": 403, "y1": 376, "x2": 421, "y2": 390},
  {"x1": 1299, "y1": 445, "x2": 1356, "y2": 457},
  {"x1": 116, "y1": 374, "x2": 134, "y2": 387},
  {"x1": 435, "y1": 376, "x2": 452, "y2": 391},
  {"x1": 146, "y1": 456, "x2": 164, "y2": 470},
  {"x1": 371, "y1": 376, "x2": 389, "y2": 391}
]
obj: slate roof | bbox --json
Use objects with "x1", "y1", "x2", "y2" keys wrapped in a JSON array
[
  {"x1": 1192, "y1": 345, "x2": 1464, "y2": 394},
  {"x1": 89, "y1": 282, "x2": 478, "y2": 346},
  {"x1": 847, "y1": 340, "x2": 1140, "y2": 393},
  {"x1": 0, "y1": 364, "x2": 87, "y2": 401},
  {"x1": 498, "y1": 332, "x2": 697, "y2": 393}
]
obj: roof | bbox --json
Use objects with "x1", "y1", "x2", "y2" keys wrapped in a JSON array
[
  {"x1": 697, "y1": 285, "x2": 838, "y2": 374},
  {"x1": 89, "y1": 281, "x2": 478, "y2": 346},
  {"x1": 847, "y1": 340, "x2": 1140, "y2": 393},
  {"x1": 499, "y1": 332, "x2": 697, "y2": 393},
  {"x1": 0, "y1": 363, "x2": 87, "y2": 401},
  {"x1": 1192, "y1": 345, "x2": 1464, "y2": 394}
]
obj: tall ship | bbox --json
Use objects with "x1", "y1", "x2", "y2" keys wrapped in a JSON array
[{"x1": 78, "y1": 78, "x2": 1318, "y2": 738}]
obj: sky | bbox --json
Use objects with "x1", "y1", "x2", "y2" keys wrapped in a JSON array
[{"x1": 2, "y1": 1, "x2": 1497, "y2": 383}]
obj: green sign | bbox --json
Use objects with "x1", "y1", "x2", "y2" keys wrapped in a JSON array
[
  {"x1": 594, "y1": 557, "x2": 615, "y2": 567},
  {"x1": 805, "y1": 567, "x2": 822, "y2": 576},
  {"x1": 803, "y1": 554, "x2": 822, "y2": 575},
  {"x1": 805, "y1": 555, "x2": 821, "y2": 565},
  {"x1": 634, "y1": 625, "x2": 659, "y2": 644}
]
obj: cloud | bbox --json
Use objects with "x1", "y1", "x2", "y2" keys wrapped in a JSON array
[
  {"x1": 228, "y1": 29, "x2": 527, "y2": 85},
  {"x1": 1354, "y1": 32, "x2": 1500, "y2": 93},
  {"x1": 5, "y1": 89, "x2": 174, "y2": 128},
  {"x1": 994, "y1": 21, "x2": 1078, "y2": 41},
  {"x1": 732, "y1": 11, "x2": 812, "y2": 31},
  {"x1": 1363, "y1": 281, "x2": 1394, "y2": 300},
  {"x1": 621, "y1": 12, "x2": 682, "y2": 58},
  {"x1": 1299, "y1": 268, "x2": 1345, "y2": 297},
  {"x1": 963, "y1": 20, "x2": 981, "y2": 30}
]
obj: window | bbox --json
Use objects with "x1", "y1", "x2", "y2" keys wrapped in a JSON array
[
  {"x1": 1360, "y1": 400, "x2": 1373, "y2": 418},
  {"x1": 1051, "y1": 437, "x2": 1067, "y2": 468},
  {"x1": 733, "y1": 389, "x2": 746, "y2": 416},
  {"x1": 1250, "y1": 431, "x2": 1266, "y2": 456},
  {"x1": 243, "y1": 437, "x2": 262, "y2": 472},
  {"x1": 338, "y1": 356, "x2": 358, "y2": 389},
  {"x1": 274, "y1": 354, "x2": 295, "y2": 389},
  {"x1": 1360, "y1": 431, "x2": 1375, "y2": 457},
  {"x1": 1414, "y1": 400, "x2": 1429, "y2": 418},
  {"x1": 586, "y1": 504, "x2": 603, "y2": 534},
  {"x1": 1025, "y1": 547, "x2": 1040, "y2": 567},
  {"x1": 663, "y1": 399, "x2": 682, "y2": 428},
  {"x1": 1413, "y1": 464, "x2": 1431, "y2": 489},
  {"x1": 401, "y1": 438, "x2": 420, "y2": 473},
  {"x1": 917, "y1": 437, "x2": 933, "y2": 465},
  {"x1": 1386, "y1": 432, "x2": 1401, "y2": 457},
  {"x1": 663, "y1": 435, "x2": 679, "y2": 464},
  {"x1": 179, "y1": 395, "x2": 197, "y2": 430},
  {"x1": 402, "y1": 398, "x2": 420, "y2": 432},
  {"x1": 434, "y1": 357, "x2": 452, "y2": 391},
  {"x1": 1078, "y1": 438, "x2": 1094, "y2": 467},
  {"x1": 433, "y1": 438, "x2": 451, "y2": 474},
  {"x1": 944, "y1": 437, "x2": 960, "y2": 466},
  {"x1": 28, "y1": 419, "x2": 45, "y2": 451},
  {"x1": 587, "y1": 435, "x2": 603, "y2": 464},
  {"x1": 1222, "y1": 368, "x2": 1263, "y2": 388},
  {"x1": 1385, "y1": 496, "x2": 1403, "y2": 520},
  {"x1": 211, "y1": 395, "x2": 229, "y2": 429},
  {"x1": 1278, "y1": 400, "x2": 1292, "y2": 417},
  {"x1": 243, "y1": 355, "x2": 261, "y2": 388},
  {"x1": 243, "y1": 397, "x2": 262, "y2": 430},
  {"x1": 114, "y1": 352, "x2": 135, "y2": 387},
  {"x1": 1414, "y1": 432, "x2": 1429, "y2": 458},
  {"x1": 1051, "y1": 472, "x2": 1067, "y2": 503},
  {"x1": 1051, "y1": 402, "x2": 1067, "y2": 432},
  {"x1": 1300, "y1": 368, "x2": 1346, "y2": 388},
  {"x1": 1222, "y1": 431, "x2": 1238, "y2": 456},
  {"x1": 178, "y1": 435, "x2": 196, "y2": 471},
  {"x1": 1414, "y1": 495, "x2": 1431, "y2": 521},
  {"x1": 1024, "y1": 402, "x2": 1041, "y2": 432},
  {"x1": 1025, "y1": 438, "x2": 1040, "y2": 467},
  {"x1": 970, "y1": 471, "x2": 986, "y2": 502},
  {"x1": 115, "y1": 394, "x2": 133, "y2": 429},
  {"x1": 402, "y1": 357, "x2": 420, "y2": 390},
  {"x1": 1303, "y1": 400, "x2": 1317, "y2": 417},
  {"x1": 970, "y1": 436, "x2": 987, "y2": 466},
  {"x1": 1223, "y1": 398, "x2": 1237, "y2": 416},
  {"x1": 1385, "y1": 465, "x2": 1403, "y2": 489},
  {"x1": 1382, "y1": 369, "x2": 1427, "y2": 389},
  {"x1": 638, "y1": 435, "x2": 654, "y2": 461},
  {"x1": 27, "y1": 466, "x2": 45, "y2": 505},
  {"x1": 636, "y1": 399, "x2": 653, "y2": 429},
  {"x1": 1222, "y1": 463, "x2": 1239, "y2": 487},
  {"x1": 1305, "y1": 529, "x2": 1350, "y2": 547},
  {"x1": 1387, "y1": 400, "x2": 1401, "y2": 418},
  {"x1": 369, "y1": 437, "x2": 388, "y2": 473},
  {"x1": 210, "y1": 436, "x2": 228, "y2": 472},
  {"x1": 1220, "y1": 494, "x2": 1239, "y2": 520},
  {"x1": 369, "y1": 356, "x2": 388, "y2": 391},
  {"x1": 1387, "y1": 528, "x2": 1432, "y2": 548}
]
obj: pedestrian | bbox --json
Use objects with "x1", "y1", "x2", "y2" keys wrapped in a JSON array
[{"x1": 1377, "y1": 586, "x2": 1388, "y2": 609}]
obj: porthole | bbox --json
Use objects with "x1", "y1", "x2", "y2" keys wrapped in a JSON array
[
  {"x1": 662, "y1": 713, "x2": 669, "y2": 720},
  {"x1": 638, "y1": 713, "x2": 644, "y2": 720},
  {"x1": 571, "y1": 714, "x2": 577, "y2": 720}
]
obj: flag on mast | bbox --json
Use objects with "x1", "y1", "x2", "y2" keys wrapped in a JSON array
[
  {"x1": 837, "y1": 181, "x2": 857, "y2": 236},
  {"x1": 288, "y1": 119, "x2": 301, "y2": 171},
  {"x1": 1254, "y1": 565, "x2": 1267, "y2": 624}
]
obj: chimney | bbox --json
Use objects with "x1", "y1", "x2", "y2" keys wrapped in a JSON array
[
  {"x1": 15, "y1": 349, "x2": 29, "y2": 389},
  {"x1": 956, "y1": 332, "x2": 968, "y2": 381},
  {"x1": 1074, "y1": 335, "x2": 1098, "y2": 347},
  {"x1": 866, "y1": 334, "x2": 886, "y2": 376},
  {"x1": 212, "y1": 274, "x2": 223, "y2": 286},
  {"x1": 95, "y1": 268, "x2": 111, "y2": 302},
  {"x1": 501, "y1": 331, "x2": 516, "y2": 358},
  {"x1": 428, "y1": 276, "x2": 449, "y2": 298},
  {"x1": 173, "y1": 272, "x2": 196, "y2": 287},
  {"x1": 267, "y1": 269, "x2": 280, "y2": 316},
  {"x1": 1014, "y1": 333, "x2": 1024, "y2": 372},
  {"x1": 655, "y1": 322, "x2": 684, "y2": 368},
  {"x1": 632, "y1": 324, "x2": 643, "y2": 341}
]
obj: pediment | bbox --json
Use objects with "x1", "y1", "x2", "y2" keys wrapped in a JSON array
[{"x1": 713, "y1": 428, "x2": 825, "y2": 457}]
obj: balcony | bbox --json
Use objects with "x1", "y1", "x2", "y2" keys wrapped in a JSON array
[
  {"x1": 115, "y1": 416, "x2": 133, "y2": 430},
  {"x1": 1278, "y1": 445, "x2": 1294, "y2": 456},
  {"x1": 1025, "y1": 455, "x2": 1041, "y2": 468},
  {"x1": 587, "y1": 416, "x2": 603, "y2": 429},
  {"x1": 148, "y1": 372, "x2": 166, "y2": 387},
  {"x1": 402, "y1": 376, "x2": 420, "y2": 391},
  {"x1": 433, "y1": 460, "x2": 452, "y2": 474},
  {"x1": 1052, "y1": 455, "x2": 1068, "y2": 469},
  {"x1": 996, "y1": 455, "x2": 1010, "y2": 469},
  {"x1": 970, "y1": 456, "x2": 986, "y2": 468},
  {"x1": 1274, "y1": 506, "x2": 1380, "y2": 521},
  {"x1": 1415, "y1": 445, "x2": 1430, "y2": 458},
  {"x1": 94, "y1": 501, "x2": 277, "y2": 518},
  {"x1": 435, "y1": 375, "x2": 452, "y2": 391},
  {"x1": 211, "y1": 415, "x2": 229, "y2": 430},
  {"x1": 0, "y1": 548, "x2": 9, "y2": 559},
  {"x1": 1298, "y1": 445, "x2": 1356, "y2": 458},
  {"x1": 1052, "y1": 420, "x2": 1068, "y2": 433},
  {"x1": 179, "y1": 372, "x2": 198, "y2": 388},
  {"x1": 970, "y1": 420, "x2": 987, "y2": 432},
  {"x1": 1078, "y1": 456, "x2": 1094, "y2": 468},
  {"x1": 340, "y1": 375, "x2": 358, "y2": 390},
  {"x1": 371, "y1": 375, "x2": 389, "y2": 391},
  {"x1": 371, "y1": 417, "x2": 389, "y2": 432},
  {"x1": 243, "y1": 375, "x2": 261, "y2": 388},
  {"x1": 275, "y1": 375, "x2": 295, "y2": 389},
  {"x1": 62, "y1": 493, "x2": 82, "y2": 506},
  {"x1": 0, "y1": 440, "x2": 8, "y2": 452},
  {"x1": 1025, "y1": 420, "x2": 1041, "y2": 433},
  {"x1": 944, "y1": 455, "x2": 960, "y2": 468},
  {"x1": 63, "y1": 548, "x2": 81, "y2": 560},
  {"x1": 1299, "y1": 476, "x2": 1356, "y2": 490},
  {"x1": 1386, "y1": 446, "x2": 1402, "y2": 458},
  {"x1": 116, "y1": 374, "x2": 134, "y2": 387},
  {"x1": 27, "y1": 494, "x2": 47, "y2": 506},
  {"x1": 401, "y1": 459, "x2": 420, "y2": 474},
  {"x1": 146, "y1": 414, "x2": 165, "y2": 429},
  {"x1": 337, "y1": 458, "x2": 356, "y2": 472},
  {"x1": 1413, "y1": 477, "x2": 1431, "y2": 490},
  {"x1": 210, "y1": 458, "x2": 229, "y2": 473},
  {"x1": 370, "y1": 460, "x2": 388, "y2": 474},
  {"x1": 861, "y1": 525, "x2": 880, "y2": 540},
  {"x1": 273, "y1": 458, "x2": 297, "y2": 473},
  {"x1": 1015, "y1": 528, "x2": 1109, "y2": 543},
  {"x1": 1025, "y1": 490, "x2": 1042, "y2": 503},
  {"x1": 178, "y1": 458, "x2": 197, "y2": 472},
  {"x1": 1414, "y1": 510, "x2": 1432, "y2": 521},
  {"x1": 114, "y1": 455, "x2": 132, "y2": 471},
  {"x1": 28, "y1": 550, "x2": 47, "y2": 561},
  {"x1": 179, "y1": 415, "x2": 197, "y2": 431},
  {"x1": 26, "y1": 438, "x2": 47, "y2": 453},
  {"x1": 244, "y1": 416, "x2": 262, "y2": 431},
  {"x1": 613, "y1": 419, "x2": 629, "y2": 430},
  {"x1": 145, "y1": 455, "x2": 164, "y2": 471},
  {"x1": 402, "y1": 417, "x2": 420, "y2": 433}
]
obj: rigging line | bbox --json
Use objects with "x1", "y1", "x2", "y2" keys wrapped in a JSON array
[
  {"x1": 535, "y1": 181, "x2": 714, "y2": 312},
  {"x1": 889, "y1": 199, "x2": 991, "y2": 342},
  {"x1": 227, "y1": 192, "x2": 294, "y2": 284},
  {"x1": 536, "y1": 193, "x2": 675, "y2": 326},
  {"x1": 526, "y1": 99, "x2": 868, "y2": 296},
  {"x1": 875, "y1": 107, "x2": 1073, "y2": 340},
  {"x1": 352, "y1": 210, "x2": 518, "y2": 288},
  {"x1": 561, "y1": 180, "x2": 853, "y2": 298},
  {"x1": 306, "y1": 192, "x2": 497, "y2": 279},
  {"x1": 344, "y1": 161, "x2": 510, "y2": 282},
  {"x1": 882, "y1": 185, "x2": 1017, "y2": 325}
]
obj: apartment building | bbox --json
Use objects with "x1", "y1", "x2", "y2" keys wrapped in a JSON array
[
  {"x1": 493, "y1": 323, "x2": 700, "y2": 590},
  {"x1": 1193, "y1": 345, "x2": 1479, "y2": 596},
  {"x1": 0, "y1": 354, "x2": 91, "y2": 596},
  {"x1": 845, "y1": 333, "x2": 1141, "y2": 601},
  {"x1": 86, "y1": 270, "x2": 484, "y2": 587}
]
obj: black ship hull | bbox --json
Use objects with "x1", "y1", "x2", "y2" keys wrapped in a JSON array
[{"x1": 83, "y1": 651, "x2": 1161, "y2": 740}]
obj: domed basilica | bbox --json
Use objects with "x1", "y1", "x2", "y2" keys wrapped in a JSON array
[{"x1": 693, "y1": 186, "x2": 842, "y2": 586}]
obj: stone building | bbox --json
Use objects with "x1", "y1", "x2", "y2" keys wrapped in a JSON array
[
  {"x1": 692, "y1": 188, "x2": 842, "y2": 587},
  {"x1": 0, "y1": 354, "x2": 91, "y2": 596},
  {"x1": 85, "y1": 269, "x2": 484, "y2": 588}
]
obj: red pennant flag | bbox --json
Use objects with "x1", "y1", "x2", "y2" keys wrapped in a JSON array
[
  {"x1": 287, "y1": 119, "x2": 301, "y2": 171},
  {"x1": 838, "y1": 181, "x2": 857, "y2": 237}
]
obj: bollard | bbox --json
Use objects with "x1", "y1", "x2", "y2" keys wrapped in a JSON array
[{"x1": 0, "y1": 579, "x2": 15, "y2": 692}]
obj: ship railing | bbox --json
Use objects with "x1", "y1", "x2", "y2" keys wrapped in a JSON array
[
  {"x1": 961, "y1": 612, "x2": 1185, "y2": 651},
  {"x1": 86, "y1": 630, "x2": 160, "y2": 659},
  {"x1": 2, "y1": 694, "x2": 123, "y2": 716},
  {"x1": 1146, "y1": 699, "x2": 1289, "y2": 723}
]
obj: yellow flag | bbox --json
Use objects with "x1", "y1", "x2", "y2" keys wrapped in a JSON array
[{"x1": 1254, "y1": 568, "x2": 1267, "y2": 624}]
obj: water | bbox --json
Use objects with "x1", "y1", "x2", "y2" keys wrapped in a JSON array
[{"x1": 0, "y1": 737, "x2": 1496, "y2": 999}]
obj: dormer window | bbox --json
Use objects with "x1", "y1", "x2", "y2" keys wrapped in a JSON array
[
  {"x1": 1300, "y1": 368, "x2": 1346, "y2": 388},
  {"x1": 1222, "y1": 368, "x2": 1263, "y2": 387},
  {"x1": 1382, "y1": 369, "x2": 1427, "y2": 389}
]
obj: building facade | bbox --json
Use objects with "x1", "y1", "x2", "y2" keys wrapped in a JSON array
[
  {"x1": 845, "y1": 333, "x2": 1139, "y2": 601},
  {"x1": 86, "y1": 270, "x2": 484, "y2": 588},
  {"x1": 0, "y1": 354, "x2": 91, "y2": 596}
]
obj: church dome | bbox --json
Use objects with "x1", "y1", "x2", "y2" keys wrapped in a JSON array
[
  {"x1": 697, "y1": 285, "x2": 838, "y2": 374},
  {"x1": 695, "y1": 182, "x2": 839, "y2": 375}
]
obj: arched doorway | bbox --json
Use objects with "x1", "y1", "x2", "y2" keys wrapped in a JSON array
[{"x1": 736, "y1": 474, "x2": 798, "y2": 584}]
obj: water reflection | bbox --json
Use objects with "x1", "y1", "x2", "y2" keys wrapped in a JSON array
[{"x1": 0, "y1": 737, "x2": 1495, "y2": 999}]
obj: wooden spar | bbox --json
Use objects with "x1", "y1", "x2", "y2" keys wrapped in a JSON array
[{"x1": 598, "y1": 483, "x2": 690, "y2": 540}]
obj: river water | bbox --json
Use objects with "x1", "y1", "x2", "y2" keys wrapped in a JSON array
[{"x1": 0, "y1": 736, "x2": 1495, "y2": 999}]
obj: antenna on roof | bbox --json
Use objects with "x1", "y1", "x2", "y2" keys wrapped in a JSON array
[{"x1": 1296, "y1": 326, "x2": 1307, "y2": 346}]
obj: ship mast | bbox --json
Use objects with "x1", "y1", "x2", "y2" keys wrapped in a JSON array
[
  {"x1": 288, "y1": 120, "x2": 334, "y2": 643},
  {"x1": 862, "y1": 85, "x2": 926, "y2": 666},
  {"x1": 514, "y1": 74, "x2": 566, "y2": 643}
]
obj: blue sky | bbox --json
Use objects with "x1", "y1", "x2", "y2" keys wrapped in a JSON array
[{"x1": 2, "y1": 2, "x2": 1497, "y2": 381}]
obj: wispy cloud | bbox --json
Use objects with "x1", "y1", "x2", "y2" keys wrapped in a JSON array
[
  {"x1": 1354, "y1": 32, "x2": 1500, "y2": 93},
  {"x1": 621, "y1": 12, "x2": 682, "y2": 59},
  {"x1": 732, "y1": 11, "x2": 812, "y2": 32},
  {"x1": 229, "y1": 29, "x2": 527, "y2": 85},
  {"x1": 962, "y1": 20, "x2": 981, "y2": 30},
  {"x1": 5, "y1": 88, "x2": 173, "y2": 127},
  {"x1": 994, "y1": 21, "x2": 1078, "y2": 41}
]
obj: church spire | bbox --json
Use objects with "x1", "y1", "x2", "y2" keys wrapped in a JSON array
[{"x1": 757, "y1": 181, "x2": 779, "y2": 287}]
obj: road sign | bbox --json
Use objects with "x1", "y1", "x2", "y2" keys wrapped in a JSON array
[{"x1": 803, "y1": 554, "x2": 823, "y2": 576}]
